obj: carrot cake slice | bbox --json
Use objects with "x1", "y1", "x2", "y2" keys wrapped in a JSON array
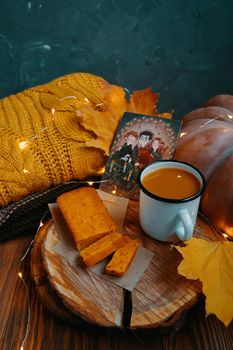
[
  {"x1": 80, "y1": 232, "x2": 125, "y2": 268},
  {"x1": 57, "y1": 187, "x2": 117, "y2": 250},
  {"x1": 105, "y1": 236, "x2": 139, "y2": 276}
]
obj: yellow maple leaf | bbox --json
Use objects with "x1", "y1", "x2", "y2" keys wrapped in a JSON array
[
  {"x1": 77, "y1": 87, "x2": 168, "y2": 155},
  {"x1": 175, "y1": 238, "x2": 233, "y2": 327}
]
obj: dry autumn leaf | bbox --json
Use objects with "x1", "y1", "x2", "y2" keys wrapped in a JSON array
[
  {"x1": 79, "y1": 87, "x2": 167, "y2": 155},
  {"x1": 0, "y1": 72, "x2": 168, "y2": 206},
  {"x1": 175, "y1": 238, "x2": 233, "y2": 327},
  {"x1": 126, "y1": 88, "x2": 159, "y2": 116}
]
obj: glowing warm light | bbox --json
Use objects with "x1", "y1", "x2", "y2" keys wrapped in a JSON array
[
  {"x1": 224, "y1": 226, "x2": 233, "y2": 238},
  {"x1": 84, "y1": 97, "x2": 89, "y2": 103},
  {"x1": 18, "y1": 272, "x2": 23, "y2": 279},
  {"x1": 180, "y1": 132, "x2": 187, "y2": 138},
  {"x1": 39, "y1": 221, "x2": 44, "y2": 228},
  {"x1": 227, "y1": 114, "x2": 233, "y2": 119},
  {"x1": 87, "y1": 181, "x2": 94, "y2": 186},
  {"x1": 51, "y1": 107, "x2": 56, "y2": 116},
  {"x1": 20, "y1": 346, "x2": 24, "y2": 350},
  {"x1": 18, "y1": 140, "x2": 29, "y2": 150},
  {"x1": 112, "y1": 189, "x2": 117, "y2": 195},
  {"x1": 222, "y1": 233, "x2": 229, "y2": 239},
  {"x1": 97, "y1": 166, "x2": 105, "y2": 175},
  {"x1": 23, "y1": 169, "x2": 29, "y2": 174}
]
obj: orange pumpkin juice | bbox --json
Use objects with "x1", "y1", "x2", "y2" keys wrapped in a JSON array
[{"x1": 142, "y1": 168, "x2": 201, "y2": 200}]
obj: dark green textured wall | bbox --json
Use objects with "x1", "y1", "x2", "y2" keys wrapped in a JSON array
[{"x1": 0, "y1": 0, "x2": 233, "y2": 117}]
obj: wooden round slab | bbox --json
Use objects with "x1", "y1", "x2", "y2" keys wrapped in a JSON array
[
  {"x1": 41, "y1": 223, "x2": 124, "y2": 328},
  {"x1": 31, "y1": 219, "x2": 87, "y2": 326},
  {"x1": 122, "y1": 201, "x2": 222, "y2": 329},
  {"x1": 31, "y1": 200, "x2": 222, "y2": 330}
]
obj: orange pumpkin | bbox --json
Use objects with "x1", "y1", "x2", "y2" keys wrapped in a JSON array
[{"x1": 174, "y1": 95, "x2": 233, "y2": 239}]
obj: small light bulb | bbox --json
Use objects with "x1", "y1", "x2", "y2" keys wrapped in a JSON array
[
  {"x1": 18, "y1": 272, "x2": 23, "y2": 279},
  {"x1": 224, "y1": 226, "x2": 233, "y2": 238},
  {"x1": 97, "y1": 166, "x2": 105, "y2": 175},
  {"x1": 51, "y1": 107, "x2": 56, "y2": 116},
  {"x1": 23, "y1": 169, "x2": 29, "y2": 174},
  {"x1": 87, "y1": 181, "x2": 94, "y2": 186},
  {"x1": 18, "y1": 140, "x2": 29, "y2": 150},
  {"x1": 112, "y1": 189, "x2": 116, "y2": 195}
]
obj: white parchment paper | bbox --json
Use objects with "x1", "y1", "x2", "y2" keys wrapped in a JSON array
[{"x1": 50, "y1": 190, "x2": 154, "y2": 291}]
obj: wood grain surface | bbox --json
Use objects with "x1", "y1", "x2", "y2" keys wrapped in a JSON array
[
  {"x1": 30, "y1": 219, "x2": 79, "y2": 324},
  {"x1": 42, "y1": 223, "x2": 124, "y2": 328},
  {"x1": 31, "y1": 200, "x2": 228, "y2": 333},
  {"x1": 124, "y1": 201, "x2": 202, "y2": 329},
  {"x1": 0, "y1": 234, "x2": 233, "y2": 350}
]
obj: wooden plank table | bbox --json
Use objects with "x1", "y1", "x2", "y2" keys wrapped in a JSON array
[{"x1": 0, "y1": 233, "x2": 233, "y2": 350}]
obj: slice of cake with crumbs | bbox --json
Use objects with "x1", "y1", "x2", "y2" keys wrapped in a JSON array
[
  {"x1": 105, "y1": 236, "x2": 139, "y2": 277},
  {"x1": 57, "y1": 187, "x2": 118, "y2": 250},
  {"x1": 80, "y1": 232, "x2": 125, "y2": 268}
]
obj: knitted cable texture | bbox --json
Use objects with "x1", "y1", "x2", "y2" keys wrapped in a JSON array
[
  {"x1": 0, "y1": 73, "x2": 127, "y2": 206},
  {"x1": 0, "y1": 72, "x2": 161, "y2": 208}
]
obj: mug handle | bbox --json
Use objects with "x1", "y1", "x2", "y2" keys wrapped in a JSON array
[{"x1": 174, "y1": 209, "x2": 193, "y2": 241}]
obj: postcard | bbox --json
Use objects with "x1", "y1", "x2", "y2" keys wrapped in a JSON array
[{"x1": 100, "y1": 112, "x2": 182, "y2": 199}]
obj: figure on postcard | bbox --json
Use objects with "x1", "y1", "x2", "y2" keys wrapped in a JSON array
[
  {"x1": 100, "y1": 112, "x2": 182, "y2": 199},
  {"x1": 107, "y1": 130, "x2": 139, "y2": 191},
  {"x1": 151, "y1": 137, "x2": 163, "y2": 161},
  {"x1": 136, "y1": 130, "x2": 154, "y2": 170}
]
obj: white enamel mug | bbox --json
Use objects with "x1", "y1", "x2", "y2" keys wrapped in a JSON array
[{"x1": 138, "y1": 160, "x2": 206, "y2": 242}]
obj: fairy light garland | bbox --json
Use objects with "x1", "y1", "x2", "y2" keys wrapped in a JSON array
[
  {"x1": 13, "y1": 93, "x2": 232, "y2": 348},
  {"x1": 18, "y1": 210, "x2": 48, "y2": 350},
  {"x1": 14, "y1": 93, "x2": 134, "y2": 347},
  {"x1": 198, "y1": 212, "x2": 231, "y2": 241},
  {"x1": 14, "y1": 87, "x2": 110, "y2": 344},
  {"x1": 17, "y1": 177, "x2": 118, "y2": 349},
  {"x1": 18, "y1": 270, "x2": 30, "y2": 350},
  {"x1": 16, "y1": 178, "x2": 231, "y2": 348}
]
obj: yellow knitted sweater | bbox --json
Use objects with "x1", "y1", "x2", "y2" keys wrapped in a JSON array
[{"x1": 0, "y1": 72, "x2": 162, "y2": 206}]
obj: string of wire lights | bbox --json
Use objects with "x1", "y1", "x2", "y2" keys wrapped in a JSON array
[
  {"x1": 17, "y1": 181, "x2": 229, "y2": 349},
  {"x1": 16, "y1": 95, "x2": 231, "y2": 349},
  {"x1": 17, "y1": 177, "x2": 116, "y2": 349}
]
